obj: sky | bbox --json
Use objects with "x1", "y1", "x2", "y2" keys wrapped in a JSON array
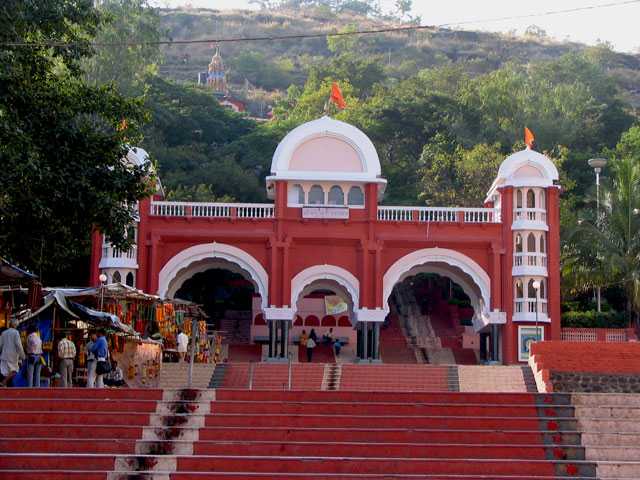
[{"x1": 151, "y1": 0, "x2": 640, "y2": 53}]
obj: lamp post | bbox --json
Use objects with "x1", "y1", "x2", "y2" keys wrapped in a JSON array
[
  {"x1": 588, "y1": 158, "x2": 608, "y2": 312},
  {"x1": 98, "y1": 273, "x2": 107, "y2": 311},
  {"x1": 532, "y1": 280, "x2": 541, "y2": 342}
]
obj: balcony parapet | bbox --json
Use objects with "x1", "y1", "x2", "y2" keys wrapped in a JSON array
[
  {"x1": 150, "y1": 201, "x2": 275, "y2": 219},
  {"x1": 377, "y1": 206, "x2": 500, "y2": 223}
]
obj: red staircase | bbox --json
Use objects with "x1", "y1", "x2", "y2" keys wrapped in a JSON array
[
  {"x1": 181, "y1": 390, "x2": 595, "y2": 479},
  {"x1": 379, "y1": 313, "x2": 419, "y2": 363},
  {"x1": 218, "y1": 362, "x2": 325, "y2": 390},
  {"x1": 0, "y1": 387, "x2": 599, "y2": 479},
  {"x1": 0, "y1": 388, "x2": 162, "y2": 480},
  {"x1": 430, "y1": 303, "x2": 478, "y2": 365}
]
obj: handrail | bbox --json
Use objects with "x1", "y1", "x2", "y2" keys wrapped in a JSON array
[
  {"x1": 248, "y1": 361, "x2": 254, "y2": 390},
  {"x1": 287, "y1": 352, "x2": 292, "y2": 391}
]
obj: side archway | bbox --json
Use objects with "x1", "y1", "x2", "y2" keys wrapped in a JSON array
[
  {"x1": 290, "y1": 264, "x2": 360, "y2": 314},
  {"x1": 158, "y1": 242, "x2": 269, "y2": 310},
  {"x1": 383, "y1": 248, "x2": 491, "y2": 319}
]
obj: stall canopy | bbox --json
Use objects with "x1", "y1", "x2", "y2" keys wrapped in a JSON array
[
  {"x1": 0, "y1": 256, "x2": 36, "y2": 285},
  {"x1": 21, "y1": 289, "x2": 137, "y2": 336}
]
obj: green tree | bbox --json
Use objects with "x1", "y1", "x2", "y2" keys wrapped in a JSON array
[
  {"x1": 0, "y1": 0, "x2": 152, "y2": 283},
  {"x1": 84, "y1": 0, "x2": 164, "y2": 94},
  {"x1": 418, "y1": 136, "x2": 504, "y2": 206},
  {"x1": 563, "y1": 126, "x2": 640, "y2": 320}
]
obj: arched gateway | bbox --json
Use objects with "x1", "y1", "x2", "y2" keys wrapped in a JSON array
[{"x1": 91, "y1": 116, "x2": 561, "y2": 364}]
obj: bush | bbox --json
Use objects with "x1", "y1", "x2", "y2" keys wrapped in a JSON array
[{"x1": 561, "y1": 310, "x2": 628, "y2": 328}]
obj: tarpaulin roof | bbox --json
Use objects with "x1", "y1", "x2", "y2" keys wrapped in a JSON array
[
  {"x1": 21, "y1": 290, "x2": 138, "y2": 336},
  {"x1": 0, "y1": 257, "x2": 36, "y2": 284}
]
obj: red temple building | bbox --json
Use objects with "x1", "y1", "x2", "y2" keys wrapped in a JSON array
[{"x1": 91, "y1": 116, "x2": 561, "y2": 364}]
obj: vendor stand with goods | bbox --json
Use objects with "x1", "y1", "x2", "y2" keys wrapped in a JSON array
[{"x1": 14, "y1": 288, "x2": 162, "y2": 388}]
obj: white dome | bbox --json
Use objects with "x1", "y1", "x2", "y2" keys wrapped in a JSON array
[
  {"x1": 268, "y1": 116, "x2": 384, "y2": 183},
  {"x1": 486, "y1": 148, "x2": 559, "y2": 200},
  {"x1": 126, "y1": 147, "x2": 150, "y2": 168}
]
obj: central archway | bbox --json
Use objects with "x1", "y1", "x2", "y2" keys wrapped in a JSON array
[
  {"x1": 158, "y1": 242, "x2": 269, "y2": 311},
  {"x1": 383, "y1": 248, "x2": 490, "y2": 320}
]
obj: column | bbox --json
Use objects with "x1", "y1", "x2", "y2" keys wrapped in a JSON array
[
  {"x1": 280, "y1": 320, "x2": 289, "y2": 358},
  {"x1": 268, "y1": 320, "x2": 276, "y2": 359},
  {"x1": 361, "y1": 321, "x2": 369, "y2": 361},
  {"x1": 371, "y1": 323, "x2": 380, "y2": 361},
  {"x1": 491, "y1": 324, "x2": 500, "y2": 362}
]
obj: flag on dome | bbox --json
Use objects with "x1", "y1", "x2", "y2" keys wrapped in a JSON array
[
  {"x1": 329, "y1": 82, "x2": 346, "y2": 110},
  {"x1": 524, "y1": 127, "x2": 535, "y2": 150}
]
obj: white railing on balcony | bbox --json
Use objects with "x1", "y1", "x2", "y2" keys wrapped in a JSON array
[
  {"x1": 514, "y1": 208, "x2": 547, "y2": 223},
  {"x1": 377, "y1": 206, "x2": 499, "y2": 223},
  {"x1": 102, "y1": 244, "x2": 137, "y2": 261},
  {"x1": 513, "y1": 253, "x2": 548, "y2": 268},
  {"x1": 150, "y1": 201, "x2": 275, "y2": 219},
  {"x1": 515, "y1": 299, "x2": 548, "y2": 314}
]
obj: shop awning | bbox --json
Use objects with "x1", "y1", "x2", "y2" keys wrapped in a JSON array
[
  {"x1": 68, "y1": 301, "x2": 137, "y2": 336},
  {"x1": 0, "y1": 257, "x2": 37, "y2": 284}
]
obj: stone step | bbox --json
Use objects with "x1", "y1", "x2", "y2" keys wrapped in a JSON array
[
  {"x1": 597, "y1": 461, "x2": 640, "y2": 478},
  {"x1": 586, "y1": 447, "x2": 640, "y2": 462},
  {"x1": 575, "y1": 406, "x2": 640, "y2": 420},
  {"x1": 572, "y1": 393, "x2": 640, "y2": 407},
  {"x1": 578, "y1": 418, "x2": 640, "y2": 433},
  {"x1": 581, "y1": 433, "x2": 640, "y2": 447}
]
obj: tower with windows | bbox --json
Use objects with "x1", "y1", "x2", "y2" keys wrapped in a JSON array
[
  {"x1": 486, "y1": 145, "x2": 560, "y2": 362},
  {"x1": 94, "y1": 147, "x2": 155, "y2": 288}
]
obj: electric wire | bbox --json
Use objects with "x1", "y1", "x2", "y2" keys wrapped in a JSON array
[{"x1": 1, "y1": 0, "x2": 639, "y2": 48}]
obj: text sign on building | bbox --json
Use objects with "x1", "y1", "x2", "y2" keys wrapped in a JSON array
[{"x1": 302, "y1": 207, "x2": 349, "y2": 220}]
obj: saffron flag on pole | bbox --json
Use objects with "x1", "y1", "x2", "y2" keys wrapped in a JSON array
[
  {"x1": 524, "y1": 127, "x2": 535, "y2": 150},
  {"x1": 329, "y1": 82, "x2": 346, "y2": 110}
]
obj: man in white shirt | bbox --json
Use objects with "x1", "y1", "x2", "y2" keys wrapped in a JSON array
[
  {"x1": 176, "y1": 330, "x2": 189, "y2": 362},
  {"x1": 0, "y1": 319, "x2": 25, "y2": 386}
]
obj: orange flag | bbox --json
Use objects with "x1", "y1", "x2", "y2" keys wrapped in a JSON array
[
  {"x1": 329, "y1": 82, "x2": 346, "y2": 110},
  {"x1": 524, "y1": 127, "x2": 535, "y2": 149}
]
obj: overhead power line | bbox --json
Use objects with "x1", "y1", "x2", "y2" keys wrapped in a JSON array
[{"x1": 2, "y1": 0, "x2": 639, "y2": 48}]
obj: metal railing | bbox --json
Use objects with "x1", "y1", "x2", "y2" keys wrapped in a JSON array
[{"x1": 377, "y1": 206, "x2": 499, "y2": 223}]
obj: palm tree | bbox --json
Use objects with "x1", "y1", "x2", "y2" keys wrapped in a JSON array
[{"x1": 563, "y1": 156, "x2": 640, "y2": 322}]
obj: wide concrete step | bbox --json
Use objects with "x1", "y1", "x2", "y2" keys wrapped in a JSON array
[
  {"x1": 0, "y1": 472, "x2": 599, "y2": 480},
  {"x1": 597, "y1": 461, "x2": 640, "y2": 478},
  {"x1": 575, "y1": 406, "x2": 640, "y2": 419},
  {"x1": 572, "y1": 393, "x2": 640, "y2": 407},
  {"x1": 204, "y1": 413, "x2": 565, "y2": 430},
  {"x1": 0, "y1": 388, "x2": 162, "y2": 400},
  {"x1": 175, "y1": 455, "x2": 560, "y2": 475},
  {"x1": 0, "y1": 425, "x2": 144, "y2": 439},
  {"x1": 578, "y1": 418, "x2": 640, "y2": 433},
  {"x1": 0, "y1": 399, "x2": 158, "y2": 412},
  {"x1": 214, "y1": 390, "x2": 541, "y2": 404},
  {"x1": 191, "y1": 441, "x2": 553, "y2": 459},
  {"x1": 581, "y1": 432, "x2": 640, "y2": 447},
  {"x1": 0, "y1": 412, "x2": 152, "y2": 425},
  {"x1": 0, "y1": 438, "x2": 137, "y2": 454},
  {"x1": 586, "y1": 447, "x2": 640, "y2": 461},
  {"x1": 211, "y1": 400, "x2": 546, "y2": 417}
]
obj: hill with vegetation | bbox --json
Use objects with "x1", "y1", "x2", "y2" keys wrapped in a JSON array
[{"x1": 157, "y1": 7, "x2": 640, "y2": 108}]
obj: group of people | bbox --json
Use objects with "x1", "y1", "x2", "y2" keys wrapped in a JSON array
[
  {"x1": 0, "y1": 319, "x2": 123, "y2": 388},
  {"x1": 299, "y1": 328, "x2": 343, "y2": 362}
]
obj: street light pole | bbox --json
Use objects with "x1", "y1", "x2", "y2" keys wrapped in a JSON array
[
  {"x1": 98, "y1": 273, "x2": 107, "y2": 311},
  {"x1": 588, "y1": 158, "x2": 608, "y2": 313},
  {"x1": 532, "y1": 280, "x2": 541, "y2": 342}
]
